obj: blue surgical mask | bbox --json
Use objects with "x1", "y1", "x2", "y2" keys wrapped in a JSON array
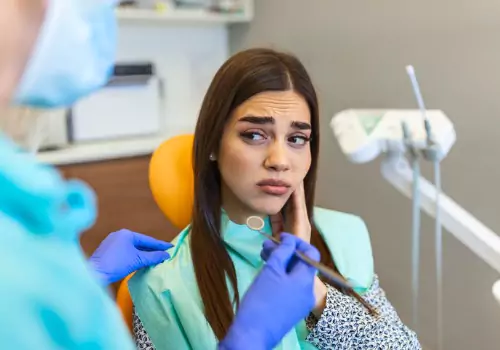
[{"x1": 13, "y1": 0, "x2": 119, "y2": 108}]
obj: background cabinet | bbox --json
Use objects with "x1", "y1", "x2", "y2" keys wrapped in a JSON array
[{"x1": 59, "y1": 155, "x2": 179, "y2": 258}]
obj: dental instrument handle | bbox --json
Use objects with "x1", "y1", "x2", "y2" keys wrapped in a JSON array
[
  {"x1": 257, "y1": 230, "x2": 350, "y2": 291},
  {"x1": 297, "y1": 250, "x2": 346, "y2": 286},
  {"x1": 257, "y1": 229, "x2": 378, "y2": 316}
]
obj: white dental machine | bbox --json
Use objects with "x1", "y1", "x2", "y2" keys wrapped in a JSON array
[{"x1": 330, "y1": 66, "x2": 500, "y2": 350}]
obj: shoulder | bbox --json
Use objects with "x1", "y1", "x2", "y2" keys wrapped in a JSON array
[
  {"x1": 127, "y1": 225, "x2": 215, "y2": 348},
  {"x1": 313, "y1": 206, "x2": 372, "y2": 248},
  {"x1": 128, "y1": 225, "x2": 194, "y2": 302},
  {"x1": 313, "y1": 207, "x2": 369, "y2": 231},
  {"x1": 313, "y1": 207, "x2": 374, "y2": 292}
]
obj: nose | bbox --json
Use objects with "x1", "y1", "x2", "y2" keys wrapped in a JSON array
[{"x1": 264, "y1": 140, "x2": 290, "y2": 172}]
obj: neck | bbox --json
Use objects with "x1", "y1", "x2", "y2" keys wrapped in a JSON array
[
  {"x1": 222, "y1": 205, "x2": 266, "y2": 226},
  {"x1": 221, "y1": 184, "x2": 265, "y2": 225}
]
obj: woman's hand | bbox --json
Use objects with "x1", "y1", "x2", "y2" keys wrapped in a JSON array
[
  {"x1": 269, "y1": 184, "x2": 327, "y2": 315},
  {"x1": 270, "y1": 182, "x2": 311, "y2": 243}
]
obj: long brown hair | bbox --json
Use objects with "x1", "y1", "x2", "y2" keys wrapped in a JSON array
[{"x1": 191, "y1": 48, "x2": 372, "y2": 341}]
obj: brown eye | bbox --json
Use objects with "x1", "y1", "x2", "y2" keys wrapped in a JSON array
[
  {"x1": 240, "y1": 131, "x2": 266, "y2": 141},
  {"x1": 288, "y1": 135, "x2": 310, "y2": 145}
]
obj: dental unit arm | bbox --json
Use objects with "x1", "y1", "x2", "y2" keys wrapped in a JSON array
[{"x1": 330, "y1": 107, "x2": 500, "y2": 304}]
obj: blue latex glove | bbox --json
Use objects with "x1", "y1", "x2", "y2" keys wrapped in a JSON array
[
  {"x1": 219, "y1": 233, "x2": 320, "y2": 350},
  {"x1": 89, "y1": 229, "x2": 173, "y2": 285}
]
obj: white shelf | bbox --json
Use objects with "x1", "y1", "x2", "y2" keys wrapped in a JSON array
[
  {"x1": 37, "y1": 136, "x2": 166, "y2": 166},
  {"x1": 116, "y1": 8, "x2": 253, "y2": 24}
]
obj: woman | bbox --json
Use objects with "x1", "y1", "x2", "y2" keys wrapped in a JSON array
[{"x1": 128, "y1": 48, "x2": 421, "y2": 350}]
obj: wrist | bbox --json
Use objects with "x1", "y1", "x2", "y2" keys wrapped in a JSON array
[
  {"x1": 92, "y1": 269, "x2": 112, "y2": 286},
  {"x1": 88, "y1": 260, "x2": 112, "y2": 286},
  {"x1": 312, "y1": 276, "x2": 328, "y2": 318}
]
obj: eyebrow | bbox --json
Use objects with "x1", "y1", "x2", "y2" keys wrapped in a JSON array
[{"x1": 238, "y1": 115, "x2": 311, "y2": 130}]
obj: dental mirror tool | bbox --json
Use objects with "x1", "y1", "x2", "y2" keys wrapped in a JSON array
[
  {"x1": 245, "y1": 214, "x2": 379, "y2": 312},
  {"x1": 246, "y1": 216, "x2": 350, "y2": 289}
]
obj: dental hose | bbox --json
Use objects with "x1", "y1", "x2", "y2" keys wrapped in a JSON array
[
  {"x1": 425, "y1": 119, "x2": 443, "y2": 350},
  {"x1": 406, "y1": 65, "x2": 444, "y2": 348},
  {"x1": 411, "y1": 153, "x2": 421, "y2": 332},
  {"x1": 435, "y1": 158, "x2": 443, "y2": 350},
  {"x1": 403, "y1": 120, "x2": 421, "y2": 332}
]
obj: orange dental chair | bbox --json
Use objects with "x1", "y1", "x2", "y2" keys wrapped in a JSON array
[{"x1": 115, "y1": 134, "x2": 194, "y2": 332}]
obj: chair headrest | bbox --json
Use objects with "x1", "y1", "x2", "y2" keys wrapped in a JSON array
[{"x1": 149, "y1": 134, "x2": 194, "y2": 230}]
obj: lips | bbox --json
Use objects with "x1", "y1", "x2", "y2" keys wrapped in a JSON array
[{"x1": 256, "y1": 179, "x2": 291, "y2": 196}]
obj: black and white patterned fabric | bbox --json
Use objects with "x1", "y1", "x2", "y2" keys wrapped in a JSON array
[
  {"x1": 305, "y1": 275, "x2": 421, "y2": 349},
  {"x1": 133, "y1": 311, "x2": 155, "y2": 350},
  {"x1": 133, "y1": 275, "x2": 420, "y2": 350}
]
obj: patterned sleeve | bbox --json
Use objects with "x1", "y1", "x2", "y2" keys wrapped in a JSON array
[
  {"x1": 305, "y1": 276, "x2": 422, "y2": 350},
  {"x1": 133, "y1": 307, "x2": 156, "y2": 350}
]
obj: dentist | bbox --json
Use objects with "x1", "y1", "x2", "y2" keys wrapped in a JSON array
[{"x1": 0, "y1": 1, "x2": 321, "y2": 349}]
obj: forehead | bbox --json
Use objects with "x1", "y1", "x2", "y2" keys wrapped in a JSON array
[{"x1": 231, "y1": 90, "x2": 311, "y2": 123}]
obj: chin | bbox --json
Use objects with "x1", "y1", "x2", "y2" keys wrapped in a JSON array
[{"x1": 249, "y1": 196, "x2": 289, "y2": 216}]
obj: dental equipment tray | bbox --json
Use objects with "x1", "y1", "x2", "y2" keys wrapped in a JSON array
[{"x1": 330, "y1": 109, "x2": 456, "y2": 164}]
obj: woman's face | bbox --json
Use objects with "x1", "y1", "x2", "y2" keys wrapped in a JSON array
[{"x1": 217, "y1": 90, "x2": 312, "y2": 223}]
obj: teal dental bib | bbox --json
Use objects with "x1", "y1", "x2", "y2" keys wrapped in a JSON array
[{"x1": 129, "y1": 207, "x2": 374, "y2": 349}]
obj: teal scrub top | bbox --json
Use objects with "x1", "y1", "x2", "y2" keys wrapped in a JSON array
[{"x1": 0, "y1": 135, "x2": 134, "y2": 349}]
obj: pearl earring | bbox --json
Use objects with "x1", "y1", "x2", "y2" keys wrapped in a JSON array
[{"x1": 209, "y1": 153, "x2": 216, "y2": 161}]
